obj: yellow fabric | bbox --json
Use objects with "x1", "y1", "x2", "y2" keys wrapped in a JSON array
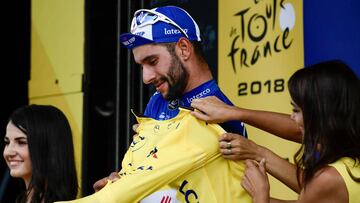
[
  {"x1": 56, "y1": 108, "x2": 251, "y2": 203},
  {"x1": 329, "y1": 157, "x2": 360, "y2": 203}
]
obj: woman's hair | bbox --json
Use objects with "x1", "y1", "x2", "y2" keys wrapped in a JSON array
[
  {"x1": 10, "y1": 104, "x2": 78, "y2": 203},
  {"x1": 288, "y1": 60, "x2": 360, "y2": 187}
]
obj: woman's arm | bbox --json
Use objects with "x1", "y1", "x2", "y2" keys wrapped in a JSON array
[
  {"x1": 259, "y1": 146, "x2": 301, "y2": 193},
  {"x1": 247, "y1": 166, "x2": 349, "y2": 203},
  {"x1": 191, "y1": 96, "x2": 302, "y2": 143},
  {"x1": 219, "y1": 133, "x2": 301, "y2": 193},
  {"x1": 270, "y1": 198, "x2": 296, "y2": 203}
]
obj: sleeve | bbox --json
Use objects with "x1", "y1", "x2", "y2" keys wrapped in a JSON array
[{"x1": 55, "y1": 115, "x2": 224, "y2": 203}]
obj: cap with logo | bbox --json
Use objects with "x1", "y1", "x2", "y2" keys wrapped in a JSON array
[{"x1": 119, "y1": 6, "x2": 201, "y2": 49}]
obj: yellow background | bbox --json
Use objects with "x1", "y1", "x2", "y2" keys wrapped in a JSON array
[
  {"x1": 30, "y1": 0, "x2": 84, "y2": 195},
  {"x1": 219, "y1": 0, "x2": 304, "y2": 199}
]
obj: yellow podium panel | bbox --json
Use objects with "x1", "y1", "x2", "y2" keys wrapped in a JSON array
[{"x1": 219, "y1": 0, "x2": 304, "y2": 199}]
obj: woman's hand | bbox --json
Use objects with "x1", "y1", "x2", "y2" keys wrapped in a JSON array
[
  {"x1": 241, "y1": 159, "x2": 270, "y2": 203},
  {"x1": 219, "y1": 133, "x2": 262, "y2": 161},
  {"x1": 190, "y1": 96, "x2": 238, "y2": 123}
]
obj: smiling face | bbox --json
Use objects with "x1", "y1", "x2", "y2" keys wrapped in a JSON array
[
  {"x1": 132, "y1": 43, "x2": 189, "y2": 100},
  {"x1": 3, "y1": 121, "x2": 32, "y2": 186},
  {"x1": 290, "y1": 100, "x2": 304, "y2": 136}
]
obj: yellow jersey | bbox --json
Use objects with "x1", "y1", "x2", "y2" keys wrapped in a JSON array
[{"x1": 57, "y1": 108, "x2": 251, "y2": 203}]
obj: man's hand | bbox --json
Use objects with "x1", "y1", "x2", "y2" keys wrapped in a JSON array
[
  {"x1": 93, "y1": 172, "x2": 120, "y2": 192},
  {"x1": 132, "y1": 123, "x2": 139, "y2": 137}
]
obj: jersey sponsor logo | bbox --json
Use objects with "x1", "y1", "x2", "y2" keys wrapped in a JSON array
[
  {"x1": 140, "y1": 189, "x2": 180, "y2": 203},
  {"x1": 161, "y1": 196, "x2": 172, "y2": 203},
  {"x1": 122, "y1": 36, "x2": 136, "y2": 46},
  {"x1": 168, "y1": 99, "x2": 180, "y2": 110},
  {"x1": 186, "y1": 88, "x2": 211, "y2": 104},
  {"x1": 164, "y1": 28, "x2": 188, "y2": 35},
  {"x1": 134, "y1": 31, "x2": 145, "y2": 36},
  {"x1": 159, "y1": 112, "x2": 171, "y2": 120},
  {"x1": 179, "y1": 180, "x2": 199, "y2": 203}
]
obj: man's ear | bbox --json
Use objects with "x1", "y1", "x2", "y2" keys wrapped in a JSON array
[{"x1": 176, "y1": 37, "x2": 192, "y2": 61}]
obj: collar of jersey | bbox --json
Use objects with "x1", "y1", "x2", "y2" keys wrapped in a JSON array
[
  {"x1": 132, "y1": 107, "x2": 193, "y2": 123},
  {"x1": 180, "y1": 79, "x2": 218, "y2": 106}
]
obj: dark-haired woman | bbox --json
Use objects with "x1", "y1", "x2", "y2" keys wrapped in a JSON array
[
  {"x1": 3, "y1": 105, "x2": 78, "y2": 203},
  {"x1": 191, "y1": 60, "x2": 360, "y2": 202}
]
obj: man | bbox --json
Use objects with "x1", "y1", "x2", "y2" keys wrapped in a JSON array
[
  {"x1": 94, "y1": 4, "x2": 247, "y2": 193},
  {"x1": 121, "y1": 5, "x2": 247, "y2": 136}
]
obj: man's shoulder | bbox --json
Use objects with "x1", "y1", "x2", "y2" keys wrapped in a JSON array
[
  {"x1": 182, "y1": 79, "x2": 232, "y2": 105},
  {"x1": 209, "y1": 89, "x2": 233, "y2": 105}
]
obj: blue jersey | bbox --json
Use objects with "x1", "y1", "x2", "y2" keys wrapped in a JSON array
[{"x1": 144, "y1": 79, "x2": 247, "y2": 137}]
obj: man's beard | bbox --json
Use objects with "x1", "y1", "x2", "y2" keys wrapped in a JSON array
[{"x1": 161, "y1": 54, "x2": 189, "y2": 100}]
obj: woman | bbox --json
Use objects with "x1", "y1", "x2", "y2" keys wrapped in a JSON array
[
  {"x1": 3, "y1": 105, "x2": 78, "y2": 203},
  {"x1": 191, "y1": 60, "x2": 360, "y2": 202}
]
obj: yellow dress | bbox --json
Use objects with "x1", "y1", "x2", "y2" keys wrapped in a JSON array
[
  {"x1": 57, "y1": 108, "x2": 251, "y2": 203},
  {"x1": 329, "y1": 157, "x2": 360, "y2": 203}
]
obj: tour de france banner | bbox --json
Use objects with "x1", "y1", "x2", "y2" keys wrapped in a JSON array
[{"x1": 219, "y1": 0, "x2": 303, "y2": 199}]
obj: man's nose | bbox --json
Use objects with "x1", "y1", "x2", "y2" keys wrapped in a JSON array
[{"x1": 142, "y1": 66, "x2": 156, "y2": 84}]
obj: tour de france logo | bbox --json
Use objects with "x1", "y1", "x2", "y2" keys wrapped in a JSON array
[{"x1": 227, "y1": 0, "x2": 296, "y2": 73}]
